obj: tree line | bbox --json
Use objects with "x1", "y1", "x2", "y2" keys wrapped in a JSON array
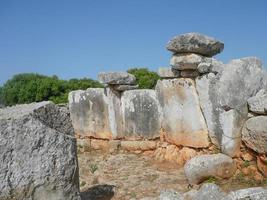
[{"x1": 0, "y1": 68, "x2": 160, "y2": 106}]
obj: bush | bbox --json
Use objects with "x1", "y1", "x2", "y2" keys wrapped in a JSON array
[
  {"x1": 0, "y1": 73, "x2": 103, "y2": 106},
  {"x1": 127, "y1": 68, "x2": 160, "y2": 89}
]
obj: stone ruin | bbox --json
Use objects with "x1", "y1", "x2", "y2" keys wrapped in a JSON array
[
  {"x1": 69, "y1": 32, "x2": 267, "y2": 158},
  {"x1": 0, "y1": 32, "x2": 267, "y2": 200}
]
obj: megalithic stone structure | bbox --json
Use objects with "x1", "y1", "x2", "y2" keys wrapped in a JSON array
[{"x1": 69, "y1": 32, "x2": 267, "y2": 158}]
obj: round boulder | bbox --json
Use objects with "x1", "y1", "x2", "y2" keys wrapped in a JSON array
[{"x1": 184, "y1": 153, "x2": 236, "y2": 184}]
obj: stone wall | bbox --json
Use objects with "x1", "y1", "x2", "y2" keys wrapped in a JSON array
[{"x1": 69, "y1": 33, "x2": 267, "y2": 160}]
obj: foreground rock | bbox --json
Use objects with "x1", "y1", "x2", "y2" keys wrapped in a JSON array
[
  {"x1": 184, "y1": 154, "x2": 236, "y2": 184},
  {"x1": 156, "y1": 78, "x2": 209, "y2": 148},
  {"x1": 0, "y1": 102, "x2": 80, "y2": 200},
  {"x1": 159, "y1": 184, "x2": 267, "y2": 200},
  {"x1": 242, "y1": 116, "x2": 267, "y2": 154},
  {"x1": 166, "y1": 32, "x2": 224, "y2": 57},
  {"x1": 98, "y1": 72, "x2": 136, "y2": 85},
  {"x1": 223, "y1": 187, "x2": 267, "y2": 200},
  {"x1": 247, "y1": 94, "x2": 267, "y2": 115},
  {"x1": 193, "y1": 183, "x2": 226, "y2": 200}
]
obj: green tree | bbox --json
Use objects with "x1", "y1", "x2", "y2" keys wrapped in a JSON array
[
  {"x1": 127, "y1": 68, "x2": 160, "y2": 89},
  {"x1": 0, "y1": 73, "x2": 103, "y2": 106}
]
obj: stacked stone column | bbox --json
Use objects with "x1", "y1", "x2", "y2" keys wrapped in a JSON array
[
  {"x1": 98, "y1": 72, "x2": 138, "y2": 138},
  {"x1": 158, "y1": 32, "x2": 224, "y2": 79}
]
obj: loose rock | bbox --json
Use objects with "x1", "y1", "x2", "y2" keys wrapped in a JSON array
[
  {"x1": 247, "y1": 94, "x2": 267, "y2": 115},
  {"x1": 184, "y1": 153, "x2": 236, "y2": 184},
  {"x1": 242, "y1": 116, "x2": 267, "y2": 154},
  {"x1": 222, "y1": 187, "x2": 267, "y2": 200}
]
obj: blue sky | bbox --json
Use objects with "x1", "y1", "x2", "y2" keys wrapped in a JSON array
[{"x1": 1, "y1": 0, "x2": 267, "y2": 85}]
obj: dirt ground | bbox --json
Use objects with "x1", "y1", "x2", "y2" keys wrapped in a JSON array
[{"x1": 78, "y1": 151, "x2": 267, "y2": 200}]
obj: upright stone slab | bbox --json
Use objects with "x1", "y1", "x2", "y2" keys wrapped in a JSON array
[
  {"x1": 121, "y1": 90, "x2": 162, "y2": 139},
  {"x1": 156, "y1": 78, "x2": 209, "y2": 148},
  {"x1": 220, "y1": 105, "x2": 248, "y2": 157},
  {"x1": 0, "y1": 102, "x2": 80, "y2": 200},
  {"x1": 105, "y1": 88, "x2": 124, "y2": 138},
  {"x1": 68, "y1": 88, "x2": 112, "y2": 139}
]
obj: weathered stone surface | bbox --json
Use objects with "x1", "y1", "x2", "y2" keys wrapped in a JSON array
[
  {"x1": 220, "y1": 105, "x2": 248, "y2": 157},
  {"x1": 197, "y1": 59, "x2": 224, "y2": 74},
  {"x1": 170, "y1": 53, "x2": 207, "y2": 70},
  {"x1": 196, "y1": 57, "x2": 266, "y2": 146},
  {"x1": 158, "y1": 67, "x2": 180, "y2": 78},
  {"x1": 156, "y1": 78, "x2": 209, "y2": 148},
  {"x1": 69, "y1": 88, "x2": 112, "y2": 139},
  {"x1": 105, "y1": 88, "x2": 123, "y2": 138},
  {"x1": 248, "y1": 94, "x2": 267, "y2": 115},
  {"x1": 110, "y1": 84, "x2": 139, "y2": 91},
  {"x1": 184, "y1": 154, "x2": 236, "y2": 184},
  {"x1": 98, "y1": 72, "x2": 136, "y2": 85},
  {"x1": 0, "y1": 102, "x2": 80, "y2": 200},
  {"x1": 197, "y1": 62, "x2": 212, "y2": 74},
  {"x1": 121, "y1": 90, "x2": 162, "y2": 139},
  {"x1": 180, "y1": 69, "x2": 199, "y2": 78},
  {"x1": 222, "y1": 187, "x2": 267, "y2": 200},
  {"x1": 242, "y1": 116, "x2": 267, "y2": 154},
  {"x1": 192, "y1": 183, "x2": 226, "y2": 200},
  {"x1": 166, "y1": 32, "x2": 224, "y2": 57},
  {"x1": 219, "y1": 57, "x2": 265, "y2": 109}
]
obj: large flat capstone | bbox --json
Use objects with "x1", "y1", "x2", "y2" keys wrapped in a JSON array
[
  {"x1": 0, "y1": 102, "x2": 80, "y2": 200},
  {"x1": 166, "y1": 32, "x2": 224, "y2": 57},
  {"x1": 156, "y1": 78, "x2": 209, "y2": 148},
  {"x1": 98, "y1": 72, "x2": 136, "y2": 85}
]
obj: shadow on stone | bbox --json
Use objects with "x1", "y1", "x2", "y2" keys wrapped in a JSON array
[{"x1": 80, "y1": 184, "x2": 116, "y2": 200}]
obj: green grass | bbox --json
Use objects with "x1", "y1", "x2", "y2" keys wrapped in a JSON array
[{"x1": 89, "y1": 164, "x2": 98, "y2": 174}]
